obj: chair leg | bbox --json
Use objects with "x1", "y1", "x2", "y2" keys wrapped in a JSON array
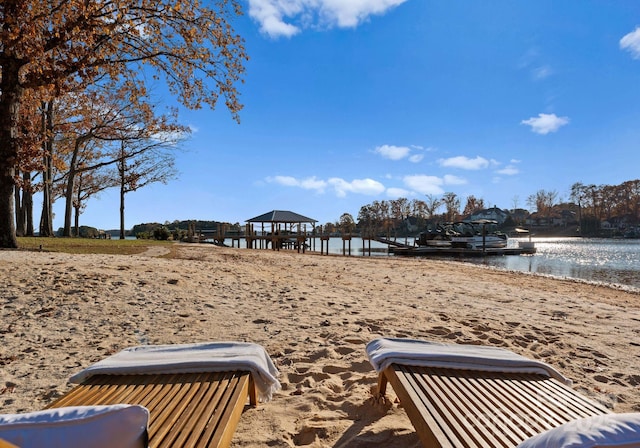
[
  {"x1": 378, "y1": 372, "x2": 388, "y2": 396},
  {"x1": 248, "y1": 376, "x2": 258, "y2": 406}
]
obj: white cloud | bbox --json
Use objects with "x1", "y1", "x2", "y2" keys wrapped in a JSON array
[
  {"x1": 374, "y1": 144, "x2": 425, "y2": 163},
  {"x1": 247, "y1": 0, "x2": 407, "y2": 38},
  {"x1": 518, "y1": 48, "x2": 553, "y2": 81},
  {"x1": 267, "y1": 174, "x2": 384, "y2": 197},
  {"x1": 328, "y1": 177, "x2": 385, "y2": 197},
  {"x1": 299, "y1": 176, "x2": 329, "y2": 190},
  {"x1": 620, "y1": 27, "x2": 640, "y2": 59},
  {"x1": 267, "y1": 175, "x2": 297, "y2": 186},
  {"x1": 321, "y1": 0, "x2": 408, "y2": 27},
  {"x1": 438, "y1": 156, "x2": 490, "y2": 170},
  {"x1": 521, "y1": 113, "x2": 569, "y2": 134},
  {"x1": 532, "y1": 65, "x2": 552, "y2": 80},
  {"x1": 267, "y1": 175, "x2": 327, "y2": 191},
  {"x1": 387, "y1": 187, "x2": 411, "y2": 198},
  {"x1": 496, "y1": 165, "x2": 519, "y2": 175},
  {"x1": 402, "y1": 175, "x2": 444, "y2": 195},
  {"x1": 443, "y1": 174, "x2": 467, "y2": 185},
  {"x1": 374, "y1": 144, "x2": 410, "y2": 160},
  {"x1": 151, "y1": 128, "x2": 191, "y2": 144}
]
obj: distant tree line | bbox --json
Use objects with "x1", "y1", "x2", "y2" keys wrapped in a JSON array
[
  {"x1": 569, "y1": 181, "x2": 640, "y2": 235},
  {"x1": 130, "y1": 220, "x2": 243, "y2": 241},
  {"x1": 319, "y1": 179, "x2": 640, "y2": 238}
]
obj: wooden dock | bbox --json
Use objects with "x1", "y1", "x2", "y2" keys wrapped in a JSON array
[
  {"x1": 374, "y1": 237, "x2": 414, "y2": 248},
  {"x1": 390, "y1": 245, "x2": 536, "y2": 257}
]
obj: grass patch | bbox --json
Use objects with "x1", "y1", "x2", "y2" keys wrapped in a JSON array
[{"x1": 17, "y1": 237, "x2": 173, "y2": 255}]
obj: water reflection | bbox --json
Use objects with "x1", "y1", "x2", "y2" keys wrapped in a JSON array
[{"x1": 464, "y1": 238, "x2": 640, "y2": 291}]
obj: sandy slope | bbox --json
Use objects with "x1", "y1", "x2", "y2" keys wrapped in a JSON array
[{"x1": 1, "y1": 244, "x2": 639, "y2": 447}]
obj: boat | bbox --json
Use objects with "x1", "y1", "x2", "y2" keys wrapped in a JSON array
[
  {"x1": 415, "y1": 220, "x2": 508, "y2": 250},
  {"x1": 415, "y1": 225, "x2": 453, "y2": 247},
  {"x1": 447, "y1": 220, "x2": 508, "y2": 250}
]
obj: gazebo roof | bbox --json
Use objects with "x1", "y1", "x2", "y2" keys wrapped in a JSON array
[{"x1": 246, "y1": 210, "x2": 317, "y2": 224}]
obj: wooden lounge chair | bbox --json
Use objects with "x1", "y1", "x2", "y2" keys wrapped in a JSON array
[
  {"x1": 46, "y1": 371, "x2": 256, "y2": 448},
  {"x1": 43, "y1": 342, "x2": 280, "y2": 448},
  {"x1": 377, "y1": 364, "x2": 611, "y2": 448},
  {"x1": 368, "y1": 339, "x2": 611, "y2": 448}
]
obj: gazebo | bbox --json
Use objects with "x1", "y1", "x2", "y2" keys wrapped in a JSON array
[{"x1": 245, "y1": 210, "x2": 317, "y2": 251}]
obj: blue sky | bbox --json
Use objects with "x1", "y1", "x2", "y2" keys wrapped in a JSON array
[{"x1": 50, "y1": 0, "x2": 640, "y2": 230}]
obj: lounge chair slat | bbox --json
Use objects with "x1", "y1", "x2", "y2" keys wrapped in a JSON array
[
  {"x1": 170, "y1": 372, "x2": 236, "y2": 447},
  {"x1": 175, "y1": 372, "x2": 232, "y2": 447},
  {"x1": 482, "y1": 374, "x2": 567, "y2": 431},
  {"x1": 151, "y1": 372, "x2": 214, "y2": 446},
  {"x1": 399, "y1": 365, "x2": 471, "y2": 447},
  {"x1": 455, "y1": 371, "x2": 539, "y2": 440},
  {"x1": 408, "y1": 367, "x2": 482, "y2": 446},
  {"x1": 427, "y1": 369, "x2": 514, "y2": 447},
  {"x1": 207, "y1": 372, "x2": 252, "y2": 448},
  {"x1": 441, "y1": 371, "x2": 527, "y2": 446},
  {"x1": 382, "y1": 366, "x2": 457, "y2": 448},
  {"x1": 498, "y1": 373, "x2": 607, "y2": 426},
  {"x1": 529, "y1": 373, "x2": 610, "y2": 417},
  {"x1": 468, "y1": 371, "x2": 577, "y2": 432}
]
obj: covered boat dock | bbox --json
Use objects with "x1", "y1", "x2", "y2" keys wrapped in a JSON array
[{"x1": 245, "y1": 210, "x2": 317, "y2": 252}]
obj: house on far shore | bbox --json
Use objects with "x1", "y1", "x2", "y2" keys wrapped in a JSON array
[{"x1": 469, "y1": 206, "x2": 510, "y2": 224}]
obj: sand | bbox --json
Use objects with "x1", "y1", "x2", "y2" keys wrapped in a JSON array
[{"x1": 1, "y1": 243, "x2": 639, "y2": 447}]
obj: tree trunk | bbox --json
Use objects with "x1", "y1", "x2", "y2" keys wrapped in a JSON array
[
  {"x1": 74, "y1": 174, "x2": 82, "y2": 237},
  {"x1": 63, "y1": 141, "x2": 80, "y2": 237},
  {"x1": 39, "y1": 101, "x2": 54, "y2": 237},
  {"x1": 74, "y1": 204, "x2": 80, "y2": 237},
  {"x1": 14, "y1": 181, "x2": 25, "y2": 236},
  {"x1": 14, "y1": 171, "x2": 34, "y2": 236},
  {"x1": 0, "y1": 57, "x2": 22, "y2": 248},
  {"x1": 63, "y1": 167, "x2": 75, "y2": 236},
  {"x1": 24, "y1": 182, "x2": 34, "y2": 236},
  {"x1": 119, "y1": 151, "x2": 126, "y2": 240}
]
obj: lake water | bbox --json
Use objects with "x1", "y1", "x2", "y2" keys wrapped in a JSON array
[
  {"x1": 471, "y1": 237, "x2": 640, "y2": 292},
  {"x1": 305, "y1": 236, "x2": 640, "y2": 292}
]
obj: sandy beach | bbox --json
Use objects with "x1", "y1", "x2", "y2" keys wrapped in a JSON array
[{"x1": 1, "y1": 243, "x2": 639, "y2": 447}]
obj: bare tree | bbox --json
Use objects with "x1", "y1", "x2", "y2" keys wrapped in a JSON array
[
  {"x1": 72, "y1": 170, "x2": 115, "y2": 236},
  {"x1": 442, "y1": 192, "x2": 460, "y2": 222},
  {"x1": 462, "y1": 195, "x2": 485, "y2": 216},
  {"x1": 511, "y1": 195, "x2": 520, "y2": 211},
  {"x1": 527, "y1": 189, "x2": 558, "y2": 217},
  {"x1": 338, "y1": 213, "x2": 356, "y2": 235},
  {"x1": 424, "y1": 194, "x2": 442, "y2": 219},
  {"x1": 114, "y1": 140, "x2": 179, "y2": 239},
  {"x1": 52, "y1": 84, "x2": 188, "y2": 237}
]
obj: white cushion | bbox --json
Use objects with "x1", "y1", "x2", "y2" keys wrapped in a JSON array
[
  {"x1": 0, "y1": 405, "x2": 149, "y2": 448},
  {"x1": 517, "y1": 413, "x2": 640, "y2": 448}
]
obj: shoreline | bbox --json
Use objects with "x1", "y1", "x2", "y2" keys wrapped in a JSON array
[
  {"x1": 2, "y1": 244, "x2": 640, "y2": 447},
  {"x1": 454, "y1": 261, "x2": 640, "y2": 296}
]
